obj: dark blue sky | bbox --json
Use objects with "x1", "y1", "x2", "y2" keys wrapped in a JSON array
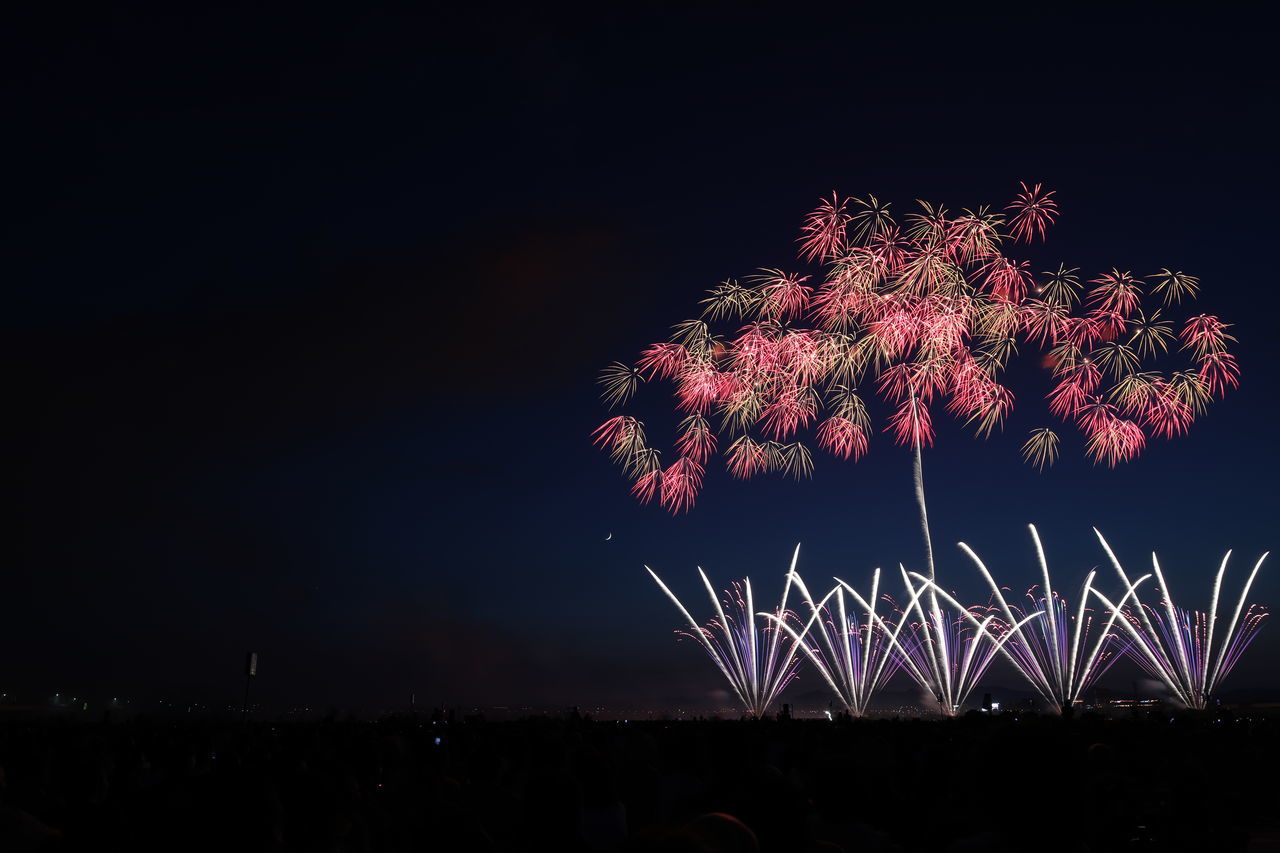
[{"x1": 8, "y1": 7, "x2": 1277, "y2": 712}]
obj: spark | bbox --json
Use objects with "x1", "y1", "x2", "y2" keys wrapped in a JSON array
[
  {"x1": 848, "y1": 195, "x2": 895, "y2": 244},
  {"x1": 670, "y1": 318, "x2": 714, "y2": 353},
  {"x1": 769, "y1": 440, "x2": 815, "y2": 481},
  {"x1": 597, "y1": 362, "x2": 643, "y2": 409},
  {"x1": 1021, "y1": 428, "x2": 1060, "y2": 471},
  {"x1": 1021, "y1": 299, "x2": 1072, "y2": 346},
  {"x1": 1091, "y1": 341, "x2": 1141, "y2": 380},
  {"x1": 1006, "y1": 181, "x2": 1059, "y2": 243},
  {"x1": 700, "y1": 279, "x2": 757, "y2": 321},
  {"x1": 592, "y1": 415, "x2": 648, "y2": 470},
  {"x1": 887, "y1": 394, "x2": 934, "y2": 448},
  {"x1": 726, "y1": 435, "x2": 770, "y2": 479},
  {"x1": 978, "y1": 255, "x2": 1032, "y2": 303},
  {"x1": 658, "y1": 457, "x2": 704, "y2": 514},
  {"x1": 949, "y1": 206, "x2": 1004, "y2": 263},
  {"x1": 798, "y1": 193, "x2": 851, "y2": 263},
  {"x1": 1180, "y1": 314, "x2": 1237, "y2": 359},
  {"x1": 1148, "y1": 268, "x2": 1201, "y2": 306},
  {"x1": 1127, "y1": 309, "x2": 1175, "y2": 359},
  {"x1": 1086, "y1": 270, "x2": 1143, "y2": 317},
  {"x1": 631, "y1": 468, "x2": 662, "y2": 504},
  {"x1": 1198, "y1": 351, "x2": 1240, "y2": 397},
  {"x1": 1081, "y1": 407, "x2": 1146, "y2": 467},
  {"x1": 751, "y1": 269, "x2": 814, "y2": 320},
  {"x1": 1039, "y1": 264, "x2": 1082, "y2": 306},
  {"x1": 675, "y1": 414, "x2": 718, "y2": 465},
  {"x1": 816, "y1": 415, "x2": 869, "y2": 460}
]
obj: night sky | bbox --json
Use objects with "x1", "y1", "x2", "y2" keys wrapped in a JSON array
[{"x1": 9, "y1": 7, "x2": 1278, "y2": 714}]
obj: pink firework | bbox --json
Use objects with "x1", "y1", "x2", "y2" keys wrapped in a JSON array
[
  {"x1": 597, "y1": 183, "x2": 1240, "y2": 511},
  {"x1": 1006, "y1": 182, "x2": 1059, "y2": 243}
]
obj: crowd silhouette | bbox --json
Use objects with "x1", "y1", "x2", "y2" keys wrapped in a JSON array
[{"x1": 1, "y1": 709, "x2": 1276, "y2": 851}]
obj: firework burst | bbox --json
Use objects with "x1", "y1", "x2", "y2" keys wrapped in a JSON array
[
  {"x1": 1090, "y1": 529, "x2": 1270, "y2": 709},
  {"x1": 597, "y1": 184, "x2": 1241, "y2": 512},
  {"x1": 645, "y1": 550, "x2": 805, "y2": 718}
]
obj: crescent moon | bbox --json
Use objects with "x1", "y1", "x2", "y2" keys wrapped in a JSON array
[{"x1": 605, "y1": 532, "x2": 612, "y2": 541}]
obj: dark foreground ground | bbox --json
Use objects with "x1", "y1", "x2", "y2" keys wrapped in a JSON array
[{"x1": 1, "y1": 710, "x2": 1277, "y2": 852}]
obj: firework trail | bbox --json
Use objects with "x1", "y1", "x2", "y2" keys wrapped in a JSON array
[
  {"x1": 762, "y1": 568, "x2": 901, "y2": 717},
  {"x1": 645, "y1": 549, "x2": 804, "y2": 718},
  {"x1": 1090, "y1": 529, "x2": 1269, "y2": 709},
  {"x1": 905, "y1": 439, "x2": 963, "y2": 712},
  {"x1": 957, "y1": 524, "x2": 1141, "y2": 714}
]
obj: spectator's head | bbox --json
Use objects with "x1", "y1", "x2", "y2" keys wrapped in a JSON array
[{"x1": 684, "y1": 812, "x2": 759, "y2": 853}]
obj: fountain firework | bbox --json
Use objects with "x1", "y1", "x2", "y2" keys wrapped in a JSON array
[
  {"x1": 645, "y1": 549, "x2": 804, "y2": 718},
  {"x1": 894, "y1": 568, "x2": 1042, "y2": 715},
  {"x1": 958, "y1": 524, "x2": 1139, "y2": 714},
  {"x1": 1090, "y1": 529, "x2": 1269, "y2": 709},
  {"x1": 762, "y1": 568, "x2": 901, "y2": 717}
]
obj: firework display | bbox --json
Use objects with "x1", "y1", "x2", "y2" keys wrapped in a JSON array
[
  {"x1": 596, "y1": 184, "x2": 1237, "y2": 512},
  {"x1": 619, "y1": 186, "x2": 1263, "y2": 716},
  {"x1": 762, "y1": 567, "x2": 901, "y2": 717},
  {"x1": 645, "y1": 551, "x2": 804, "y2": 718},
  {"x1": 865, "y1": 569, "x2": 1023, "y2": 715},
  {"x1": 649, "y1": 531, "x2": 1268, "y2": 716},
  {"x1": 956, "y1": 524, "x2": 1138, "y2": 714},
  {"x1": 1090, "y1": 530, "x2": 1270, "y2": 709}
]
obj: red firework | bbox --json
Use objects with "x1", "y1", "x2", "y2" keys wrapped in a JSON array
[{"x1": 597, "y1": 185, "x2": 1239, "y2": 511}]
